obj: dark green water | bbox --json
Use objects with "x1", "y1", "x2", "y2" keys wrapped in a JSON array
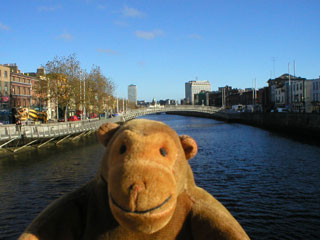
[{"x1": 1, "y1": 114, "x2": 320, "y2": 239}]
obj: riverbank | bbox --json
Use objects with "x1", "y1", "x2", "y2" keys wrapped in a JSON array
[{"x1": 167, "y1": 111, "x2": 320, "y2": 139}]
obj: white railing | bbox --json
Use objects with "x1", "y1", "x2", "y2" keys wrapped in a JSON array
[
  {"x1": 0, "y1": 116, "x2": 123, "y2": 142},
  {"x1": 0, "y1": 105, "x2": 220, "y2": 142},
  {"x1": 123, "y1": 105, "x2": 220, "y2": 121}
]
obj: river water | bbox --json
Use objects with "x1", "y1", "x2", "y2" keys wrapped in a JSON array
[{"x1": 0, "y1": 114, "x2": 319, "y2": 239}]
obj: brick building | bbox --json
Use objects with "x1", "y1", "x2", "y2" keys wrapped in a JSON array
[
  {"x1": 0, "y1": 65, "x2": 11, "y2": 110},
  {"x1": 10, "y1": 73, "x2": 33, "y2": 108}
]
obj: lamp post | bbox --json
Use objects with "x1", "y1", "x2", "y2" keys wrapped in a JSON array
[
  {"x1": 79, "y1": 71, "x2": 82, "y2": 120},
  {"x1": 116, "y1": 93, "x2": 119, "y2": 113},
  {"x1": 83, "y1": 73, "x2": 86, "y2": 119}
]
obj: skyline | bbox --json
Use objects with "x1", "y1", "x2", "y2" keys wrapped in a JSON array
[{"x1": 1, "y1": 0, "x2": 320, "y2": 102}]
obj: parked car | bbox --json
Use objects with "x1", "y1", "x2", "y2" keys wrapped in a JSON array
[
  {"x1": 68, "y1": 115, "x2": 79, "y2": 121},
  {"x1": 89, "y1": 113, "x2": 98, "y2": 119},
  {"x1": 277, "y1": 108, "x2": 289, "y2": 113}
]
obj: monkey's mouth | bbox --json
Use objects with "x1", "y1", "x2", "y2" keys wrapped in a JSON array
[{"x1": 110, "y1": 194, "x2": 172, "y2": 214}]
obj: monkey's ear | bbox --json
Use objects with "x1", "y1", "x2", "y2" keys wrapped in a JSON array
[
  {"x1": 179, "y1": 135, "x2": 198, "y2": 160},
  {"x1": 97, "y1": 123, "x2": 120, "y2": 147}
]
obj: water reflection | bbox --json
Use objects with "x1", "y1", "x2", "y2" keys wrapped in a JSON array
[{"x1": 1, "y1": 115, "x2": 320, "y2": 239}]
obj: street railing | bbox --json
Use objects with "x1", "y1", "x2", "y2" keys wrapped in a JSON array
[{"x1": 0, "y1": 105, "x2": 220, "y2": 142}]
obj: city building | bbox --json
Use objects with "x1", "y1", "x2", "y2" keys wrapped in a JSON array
[
  {"x1": 311, "y1": 77, "x2": 320, "y2": 112},
  {"x1": 24, "y1": 67, "x2": 47, "y2": 111},
  {"x1": 194, "y1": 91, "x2": 209, "y2": 105},
  {"x1": 4, "y1": 64, "x2": 39, "y2": 109},
  {"x1": 290, "y1": 78, "x2": 312, "y2": 112},
  {"x1": 208, "y1": 91, "x2": 222, "y2": 107},
  {"x1": 219, "y1": 85, "x2": 233, "y2": 108},
  {"x1": 257, "y1": 87, "x2": 271, "y2": 111},
  {"x1": 0, "y1": 65, "x2": 11, "y2": 110},
  {"x1": 10, "y1": 72, "x2": 34, "y2": 108},
  {"x1": 128, "y1": 84, "x2": 137, "y2": 105},
  {"x1": 185, "y1": 80, "x2": 211, "y2": 104},
  {"x1": 159, "y1": 99, "x2": 177, "y2": 105},
  {"x1": 268, "y1": 74, "x2": 313, "y2": 112}
]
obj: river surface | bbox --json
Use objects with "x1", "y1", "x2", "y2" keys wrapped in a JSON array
[{"x1": 0, "y1": 114, "x2": 320, "y2": 239}]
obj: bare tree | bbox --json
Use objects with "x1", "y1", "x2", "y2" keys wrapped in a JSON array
[
  {"x1": 35, "y1": 54, "x2": 115, "y2": 120},
  {"x1": 44, "y1": 54, "x2": 82, "y2": 120},
  {"x1": 85, "y1": 66, "x2": 114, "y2": 115}
]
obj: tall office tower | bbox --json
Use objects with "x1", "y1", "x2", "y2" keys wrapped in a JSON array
[
  {"x1": 128, "y1": 84, "x2": 137, "y2": 105},
  {"x1": 185, "y1": 80, "x2": 211, "y2": 104}
]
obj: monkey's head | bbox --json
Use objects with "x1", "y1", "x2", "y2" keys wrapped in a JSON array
[{"x1": 97, "y1": 119, "x2": 197, "y2": 234}]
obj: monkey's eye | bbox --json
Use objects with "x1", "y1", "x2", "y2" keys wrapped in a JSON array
[
  {"x1": 160, "y1": 148, "x2": 167, "y2": 157},
  {"x1": 120, "y1": 145, "x2": 126, "y2": 154}
]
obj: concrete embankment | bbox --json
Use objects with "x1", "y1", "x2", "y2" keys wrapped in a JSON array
[{"x1": 167, "y1": 111, "x2": 320, "y2": 138}]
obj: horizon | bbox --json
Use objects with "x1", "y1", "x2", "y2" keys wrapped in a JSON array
[{"x1": 1, "y1": 0, "x2": 319, "y2": 102}]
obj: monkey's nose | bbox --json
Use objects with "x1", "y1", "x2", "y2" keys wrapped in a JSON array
[
  {"x1": 128, "y1": 181, "x2": 146, "y2": 211},
  {"x1": 129, "y1": 181, "x2": 146, "y2": 194}
]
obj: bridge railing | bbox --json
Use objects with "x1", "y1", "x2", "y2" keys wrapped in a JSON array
[
  {"x1": 0, "y1": 105, "x2": 220, "y2": 142},
  {"x1": 123, "y1": 105, "x2": 220, "y2": 121},
  {"x1": 0, "y1": 116, "x2": 123, "y2": 142}
]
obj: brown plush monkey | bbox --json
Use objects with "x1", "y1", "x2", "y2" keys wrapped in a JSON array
[{"x1": 19, "y1": 119, "x2": 249, "y2": 240}]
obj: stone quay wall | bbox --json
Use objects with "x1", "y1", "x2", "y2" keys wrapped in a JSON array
[{"x1": 167, "y1": 111, "x2": 320, "y2": 137}]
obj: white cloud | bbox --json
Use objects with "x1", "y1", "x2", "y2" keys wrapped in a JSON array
[
  {"x1": 0, "y1": 22, "x2": 9, "y2": 31},
  {"x1": 122, "y1": 5, "x2": 144, "y2": 17},
  {"x1": 97, "y1": 48, "x2": 119, "y2": 55},
  {"x1": 188, "y1": 34, "x2": 203, "y2": 40},
  {"x1": 38, "y1": 5, "x2": 61, "y2": 12},
  {"x1": 135, "y1": 30, "x2": 164, "y2": 40},
  {"x1": 56, "y1": 32, "x2": 73, "y2": 41}
]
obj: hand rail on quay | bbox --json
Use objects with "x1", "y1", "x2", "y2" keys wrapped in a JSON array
[{"x1": 0, "y1": 105, "x2": 220, "y2": 143}]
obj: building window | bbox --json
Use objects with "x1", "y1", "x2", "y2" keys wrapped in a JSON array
[
  {"x1": 316, "y1": 93, "x2": 319, "y2": 102},
  {"x1": 0, "y1": 70, "x2": 1, "y2": 78},
  {"x1": 316, "y1": 82, "x2": 319, "y2": 91},
  {"x1": 4, "y1": 71, "x2": 8, "y2": 78},
  {"x1": 300, "y1": 83, "x2": 302, "y2": 90}
]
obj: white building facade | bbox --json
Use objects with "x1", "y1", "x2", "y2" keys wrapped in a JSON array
[
  {"x1": 185, "y1": 80, "x2": 211, "y2": 104},
  {"x1": 269, "y1": 74, "x2": 313, "y2": 112},
  {"x1": 288, "y1": 79, "x2": 313, "y2": 113},
  {"x1": 275, "y1": 85, "x2": 286, "y2": 107},
  {"x1": 128, "y1": 84, "x2": 137, "y2": 105}
]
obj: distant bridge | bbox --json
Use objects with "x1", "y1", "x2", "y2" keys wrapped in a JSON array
[
  {"x1": 123, "y1": 105, "x2": 220, "y2": 121},
  {"x1": 0, "y1": 105, "x2": 221, "y2": 153}
]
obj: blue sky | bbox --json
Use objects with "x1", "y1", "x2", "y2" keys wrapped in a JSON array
[{"x1": 1, "y1": 0, "x2": 319, "y2": 101}]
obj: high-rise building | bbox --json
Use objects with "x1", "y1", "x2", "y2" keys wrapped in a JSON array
[
  {"x1": 185, "y1": 80, "x2": 211, "y2": 104},
  {"x1": 128, "y1": 84, "x2": 137, "y2": 105}
]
